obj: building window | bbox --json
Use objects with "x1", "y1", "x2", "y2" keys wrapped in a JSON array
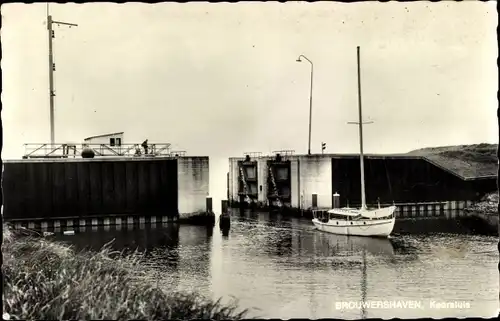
[
  {"x1": 110, "y1": 138, "x2": 115, "y2": 146},
  {"x1": 116, "y1": 138, "x2": 122, "y2": 146}
]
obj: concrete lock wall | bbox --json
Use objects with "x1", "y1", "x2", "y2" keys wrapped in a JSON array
[
  {"x1": 290, "y1": 159, "x2": 300, "y2": 208},
  {"x1": 257, "y1": 157, "x2": 268, "y2": 203},
  {"x1": 295, "y1": 155, "x2": 332, "y2": 209},
  {"x1": 228, "y1": 153, "x2": 497, "y2": 213},
  {"x1": 177, "y1": 157, "x2": 210, "y2": 217},
  {"x1": 229, "y1": 155, "x2": 332, "y2": 209},
  {"x1": 228, "y1": 157, "x2": 243, "y2": 203}
]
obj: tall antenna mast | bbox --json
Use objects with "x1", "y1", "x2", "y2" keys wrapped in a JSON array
[{"x1": 47, "y1": 2, "x2": 78, "y2": 146}]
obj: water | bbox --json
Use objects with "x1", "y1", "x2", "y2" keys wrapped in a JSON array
[{"x1": 52, "y1": 210, "x2": 498, "y2": 319}]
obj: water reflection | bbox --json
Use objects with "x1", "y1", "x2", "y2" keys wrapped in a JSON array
[
  {"x1": 361, "y1": 248, "x2": 368, "y2": 319},
  {"x1": 56, "y1": 223, "x2": 180, "y2": 255},
  {"x1": 51, "y1": 210, "x2": 498, "y2": 319},
  {"x1": 393, "y1": 215, "x2": 496, "y2": 235},
  {"x1": 221, "y1": 227, "x2": 230, "y2": 238}
]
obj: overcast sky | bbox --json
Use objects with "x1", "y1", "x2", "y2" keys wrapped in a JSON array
[{"x1": 1, "y1": 1, "x2": 498, "y2": 204}]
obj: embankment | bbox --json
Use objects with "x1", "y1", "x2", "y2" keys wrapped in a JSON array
[
  {"x1": 462, "y1": 192, "x2": 499, "y2": 235},
  {"x1": 464, "y1": 192, "x2": 498, "y2": 214},
  {"x1": 1, "y1": 225, "x2": 247, "y2": 320},
  {"x1": 407, "y1": 143, "x2": 498, "y2": 179}
]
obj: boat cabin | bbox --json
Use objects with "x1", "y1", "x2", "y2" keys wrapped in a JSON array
[
  {"x1": 313, "y1": 209, "x2": 360, "y2": 223},
  {"x1": 312, "y1": 208, "x2": 392, "y2": 223}
]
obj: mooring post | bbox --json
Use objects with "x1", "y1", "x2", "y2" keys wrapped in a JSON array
[
  {"x1": 220, "y1": 199, "x2": 231, "y2": 231},
  {"x1": 206, "y1": 197, "x2": 213, "y2": 213},
  {"x1": 204, "y1": 197, "x2": 215, "y2": 226},
  {"x1": 221, "y1": 200, "x2": 228, "y2": 213},
  {"x1": 333, "y1": 192, "x2": 340, "y2": 209}
]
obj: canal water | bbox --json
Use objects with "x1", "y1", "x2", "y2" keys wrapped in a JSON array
[{"x1": 53, "y1": 210, "x2": 498, "y2": 319}]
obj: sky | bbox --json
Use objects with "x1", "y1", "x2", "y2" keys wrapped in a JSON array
[{"x1": 1, "y1": 1, "x2": 498, "y2": 205}]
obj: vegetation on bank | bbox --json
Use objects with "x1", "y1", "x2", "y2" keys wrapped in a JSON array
[
  {"x1": 464, "y1": 192, "x2": 498, "y2": 215},
  {"x1": 2, "y1": 226, "x2": 248, "y2": 320},
  {"x1": 408, "y1": 143, "x2": 498, "y2": 161},
  {"x1": 408, "y1": 144, "x2": 498, "y2": 214},
  {"x1": 407, "y1": 143, "x2": 498, "y2": 179}
]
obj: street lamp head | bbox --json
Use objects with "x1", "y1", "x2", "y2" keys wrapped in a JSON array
[{"x1": 296, "y1": 58, "x2": 302, "y2": 62}]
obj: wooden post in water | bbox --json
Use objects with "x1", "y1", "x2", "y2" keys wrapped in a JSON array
[
  {"x1": 220, "y1": 200, "x2": 231, "y2": 231},
  {"x1": 206, "y1": 197, "x2": 213, "y2": 213},
  {"x1": 221, "y1": 200, "x2": 228, "y2": 213},
  {"x1": 205, "y1": 197, "x2": 215, "y2": 226}
]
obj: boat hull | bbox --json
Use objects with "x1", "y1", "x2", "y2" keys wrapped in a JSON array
[
  {"x1": 328, "y1": 205, "x2": 397, "y2": 219},
  {"x1": 312, "y1": 217, "x2": 395, "y2": 238}
]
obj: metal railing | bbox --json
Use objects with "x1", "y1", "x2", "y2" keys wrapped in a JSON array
[
  {"x1": 239, "y1": 166, "x2": 250, "y2": 195},
  {"x1": 348, "y1": 201, "x2": 447, "y2": 208},
  {"x1": 271, "y1": 150, "x2": 295, "y2": 157},
  {"x1": 243, "y1": 152, "x2": 263, "y2": 159},
  {"x1": 268, "y1": 167, "x2": 279, "y2": 197},
  {"x1": 239, "y1": 150, "x2": 296, "y2": 160},
  {"x1": 170, "y1": 150, "x2": 187, "y2": 157},
  {"x1": 23, "y1": 143, "x2": 178, "y2": 159}
]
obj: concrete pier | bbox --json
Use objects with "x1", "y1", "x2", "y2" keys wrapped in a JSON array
[
  {"x1": 228, "y1": 153, "x2": 497, "y2": 218},
  {"x1": 177, "y1": 157, "x2": 210, "y2": 218},
  {"x1": 3, "y1": 156, "x2": 209, "y2": 225}
]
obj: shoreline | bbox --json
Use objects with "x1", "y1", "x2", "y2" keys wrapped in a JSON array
[
  {"x1": 463, "y1": 192, "x2": 498, "y2": 235},
  {"x1": 464, "y1": 192, "x2": 498, "y2": 215},
  {"x1": 2, "y1": 225, "x2": 247, "y2": 320}
]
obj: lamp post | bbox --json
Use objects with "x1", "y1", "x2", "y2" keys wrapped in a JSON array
[{"x1": 296, "y1": 55, "x2": 314, "y2": 155}]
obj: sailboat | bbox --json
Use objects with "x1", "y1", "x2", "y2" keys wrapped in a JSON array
[{"x1": 312, "y1": 46, "x2": 397, "y2": 238}]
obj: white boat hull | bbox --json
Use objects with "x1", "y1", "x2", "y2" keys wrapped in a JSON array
[{"x1": 312, "y1": 217, "x2": 395, "y2": 237}]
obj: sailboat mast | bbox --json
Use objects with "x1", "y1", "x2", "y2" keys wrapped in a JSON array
[{"x1": 357, "y1": 46, "x2": 367, "y2": 210}]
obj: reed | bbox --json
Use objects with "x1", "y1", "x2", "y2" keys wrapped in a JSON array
[{"x1": 2, "y1": 225, "x2": 248, "y2": 320}]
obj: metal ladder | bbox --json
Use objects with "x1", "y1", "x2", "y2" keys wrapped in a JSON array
[
  {"x1": 239, "y1": 167, "x2": 251, "y2": 203},
  {"x1": 268, "y1": 167, "x2": 282, "y2": 207}
]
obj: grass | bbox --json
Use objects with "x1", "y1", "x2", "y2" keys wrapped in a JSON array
[
  {"x1": 407, "y1": 143, "x2": 498, "y2": 179},
  {"x1": 464, "y1": 191, "x2": 499, "y2": 214},
  {"x1": 2, "y1": 225, "x2": 248, "y2": 320},
  {"x1": 410, "y1": 143, "x2": 497, "y2": 163}
]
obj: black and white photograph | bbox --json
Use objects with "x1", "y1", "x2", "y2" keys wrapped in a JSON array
[{"x1": 1, "y1": 1, "x2": 498, "y2": 319}]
